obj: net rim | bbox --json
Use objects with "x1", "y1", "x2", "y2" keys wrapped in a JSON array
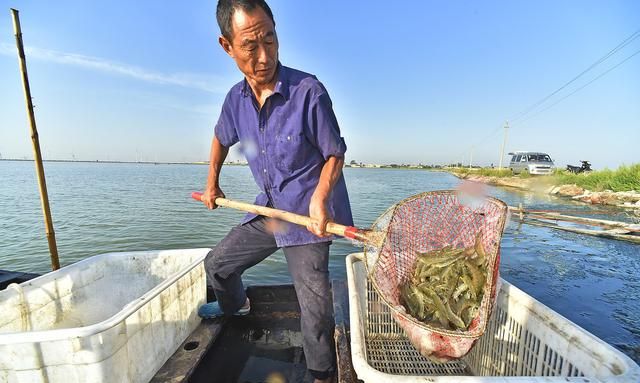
[{"x1": 364, "y1": 190, "x2": 509, "y2": 339}]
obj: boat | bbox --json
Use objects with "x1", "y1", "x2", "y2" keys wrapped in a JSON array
[
  {"x1": 1, "y1": 252, "x2": 639, "y2": 382},
  {"x1": 0, "y1": 258, "x2": 356, "y2": 383},
  {"x1": 152, "y1": 253, "x2": 640, "y2": 382},
  {"x1": 151, "y1": 282, "x2": 356, "y2": 383}
]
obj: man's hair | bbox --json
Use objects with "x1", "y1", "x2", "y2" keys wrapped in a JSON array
[{"x1": 216, "y1": 0, "x2": 275, "y2": 41}]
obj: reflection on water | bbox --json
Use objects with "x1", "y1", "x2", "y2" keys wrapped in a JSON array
[{"x1": 0, "y1": 161, "x2": 638, "y2": 363}]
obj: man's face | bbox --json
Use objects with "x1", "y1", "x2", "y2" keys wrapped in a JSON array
[{"x1": 219, "y1": 7, "x2": 279, "y2": 87}]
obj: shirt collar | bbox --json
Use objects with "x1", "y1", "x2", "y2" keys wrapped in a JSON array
[
  {"x1": 240, "y1": 62, "x2": 289, "y2": 101},
  {"x1": 273, "y1": 63, "x2": 289, "y2": 100}
]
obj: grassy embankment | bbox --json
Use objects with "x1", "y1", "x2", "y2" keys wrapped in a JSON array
[
  {"x1": 451, "y1": 164, "x2": 640, "y2": 192},
  {"x1": 552, "y1": 164, "x2": 640, "y2": 192},
  {"x1": 453, "y1": 167, "x2": 521, "y2": 178}
]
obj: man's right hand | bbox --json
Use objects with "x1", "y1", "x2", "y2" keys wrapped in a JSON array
[{"x1": 203, "y1": 186, "x2": 225, "y2": 210}]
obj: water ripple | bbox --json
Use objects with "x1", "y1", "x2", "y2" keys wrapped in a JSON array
[{"x1": 0, "y1": 162, "x2": 638, "y2": 363}]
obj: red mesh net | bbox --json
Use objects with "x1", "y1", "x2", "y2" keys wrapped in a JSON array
[{"x1": 364, "y1": 190, "x2": 508, "y2": 363}]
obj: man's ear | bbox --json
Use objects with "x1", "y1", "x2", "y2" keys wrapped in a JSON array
[{"x1": 219, "y1": 36, "x2": 234, "y2": 58}]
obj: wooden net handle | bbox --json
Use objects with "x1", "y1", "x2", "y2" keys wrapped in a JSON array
[{"x1": 191, "y1": 192, "x2": 363, "y2": 240}]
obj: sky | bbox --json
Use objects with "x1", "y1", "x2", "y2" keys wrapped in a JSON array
[{"x1": 0, "y1": 1, "x2": 639, "y2": 169}]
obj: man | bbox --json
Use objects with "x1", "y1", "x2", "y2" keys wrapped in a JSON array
[{"x1": 197, "y1": 1, "x2": 353, "y2": 381}]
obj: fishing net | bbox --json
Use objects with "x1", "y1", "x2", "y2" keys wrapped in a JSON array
[{"x1": 362, "y1": 190, "x2": 508, "y2": 363}]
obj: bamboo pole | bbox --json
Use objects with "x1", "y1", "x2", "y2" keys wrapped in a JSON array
[
  {"x1": 508, "y1": 205, "x2": 640, "y2": 233},
  {"x1": 11, "y1": 8, "x2": 60, "y2": 270},
  {"x1": 191, "y1": 192, "x2": 383, "y2": 246},
  {"x1": 521, "y1": 218, "x2": 640, "y2": 244},
  {"x1": 508, "y1": 204, "x2": 640, "y2": 244}
]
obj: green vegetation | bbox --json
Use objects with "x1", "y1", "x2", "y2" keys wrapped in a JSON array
[
  {"x1": 551, "y1": 164, "x2": 640, "y2": 192},
  {"x1": 452, "y1": 167, "x2": 515, "y2": 178},
  {"x1": 449, "y1": 164, "x2": 640, "y2": 192}
]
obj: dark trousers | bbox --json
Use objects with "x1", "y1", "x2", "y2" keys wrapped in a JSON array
[{"x1": 204, "y1": 217, "x2": 335, "y2": 375}]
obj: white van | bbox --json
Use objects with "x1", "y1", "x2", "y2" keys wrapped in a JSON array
[{"x1": 508, "y1": 151, "x2": 555, "y2": 175}]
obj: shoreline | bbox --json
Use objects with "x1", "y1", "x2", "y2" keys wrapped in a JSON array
[
  {"x1": 4, "y1": 158, "x2": 638, "y2": 210},
  {"x1": 449, "y1": 170, "x2": 640, "y2": 210},
  {"x1": 0, "y1": 159, "x2": 442, "y2": 170},
  {"x1": 0, "y1": 158, "x2": 210, "y2": 165}
]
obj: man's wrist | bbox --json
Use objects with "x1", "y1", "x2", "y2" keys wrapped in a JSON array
[{"x1": 312, "y1": 190, "x2": 329, "y2": 203}]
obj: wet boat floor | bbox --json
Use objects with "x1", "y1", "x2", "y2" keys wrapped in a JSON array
[{"x1": 189, "y1": 285, "x2": 316, "y2": 383}]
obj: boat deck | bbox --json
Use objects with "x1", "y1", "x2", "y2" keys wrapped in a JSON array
[
  {"x1": 151, "y1": 281, "x2": 357, "y2": 383},
  {"x1": 0, "y1": 269, "x2": 40, "y2": 290}
]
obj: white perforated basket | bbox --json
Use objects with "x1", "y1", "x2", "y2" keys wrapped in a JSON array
[{"x1": 346, "y1": 253, "x2": 640, "y2": 382}]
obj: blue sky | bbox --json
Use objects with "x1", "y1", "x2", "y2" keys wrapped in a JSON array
[{"x1": 0, "y1": 1, "x2": 638, "y2": 168}]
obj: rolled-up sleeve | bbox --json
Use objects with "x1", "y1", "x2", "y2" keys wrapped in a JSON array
[
  {"x1": 214, "y1": 101, "x2": 239, "y2": 148},
  {"x1": 305, "y1": 90, "x2": 347, "y2": 159}
]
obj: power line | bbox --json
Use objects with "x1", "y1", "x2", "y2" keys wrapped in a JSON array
[
  {"x1": 448, "y1": 27, "x2": 640, "y2": 166},
  {"x1": 515, "y1": 46, "x2": 640, "y2": 126},
  {"x1": 509, "y1": 27, "x2": 640, "y2": 123},
  {"x1": 450, "y1": 126, "x2": 500, "y2": 167}
]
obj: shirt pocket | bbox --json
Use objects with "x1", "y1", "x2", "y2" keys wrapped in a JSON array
[{"x1": 275, "y1": 132, "x2": 308, "y2": 172}]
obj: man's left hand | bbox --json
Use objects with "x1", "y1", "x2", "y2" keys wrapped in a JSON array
[{"x1": 308, "y1": 193, "x2": 330, "y2": 237}]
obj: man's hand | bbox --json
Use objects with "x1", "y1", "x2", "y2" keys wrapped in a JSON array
[
  {"x1": 203, "y1": 136, "x2": 229, "y2": 210},
  {"x1": 203, "y1": 185, "x2": 225, "y2": 210},
  {"x1": 307, "y1": 156, "x2": 343, "y2": 237},
  {"x1": 307, "y1": 192, "x2": 330, "y2": 237}
]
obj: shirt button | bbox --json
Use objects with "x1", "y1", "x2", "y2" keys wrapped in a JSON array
[
  {"x1": 261, "y1": 150, "x2": 265, "y2": 154},
  {"x1": 287, "y1": 136, "x2": 291, "y2": 140},
  {"x1": 263, "y1": 168, "x2": 267, "y2": 173}
]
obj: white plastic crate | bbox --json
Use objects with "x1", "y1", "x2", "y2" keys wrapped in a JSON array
[
  {"x1": 0, "y1": 248, "x2": 210, "y2": 383},
  {"x1": 346, "y1": 253, "x2": 640, "y2": 382}
]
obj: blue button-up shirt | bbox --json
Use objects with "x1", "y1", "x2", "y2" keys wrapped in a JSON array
[{"x1": 215, "y1": 64, "x2": 353, "y2": 247}]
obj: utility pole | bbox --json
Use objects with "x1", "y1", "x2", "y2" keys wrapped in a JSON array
[
  {"x1": 469, "y1": 146, "x2": 474, "y2": 169},
  {"x1": 498, "y1": 121, "x2": 509, "y2": 169},
  {"x1": 12, "y1": 9, "x2": 60, "y2": 270}
]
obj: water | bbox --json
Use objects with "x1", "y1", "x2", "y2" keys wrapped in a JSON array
[{"x1": 1, "y1": 160, "x2": 639, "y2": 363}]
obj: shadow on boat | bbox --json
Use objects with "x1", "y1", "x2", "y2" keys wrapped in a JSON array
[{"x1": 152, "y1": 282, "x2": 358, "y2": 383}]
